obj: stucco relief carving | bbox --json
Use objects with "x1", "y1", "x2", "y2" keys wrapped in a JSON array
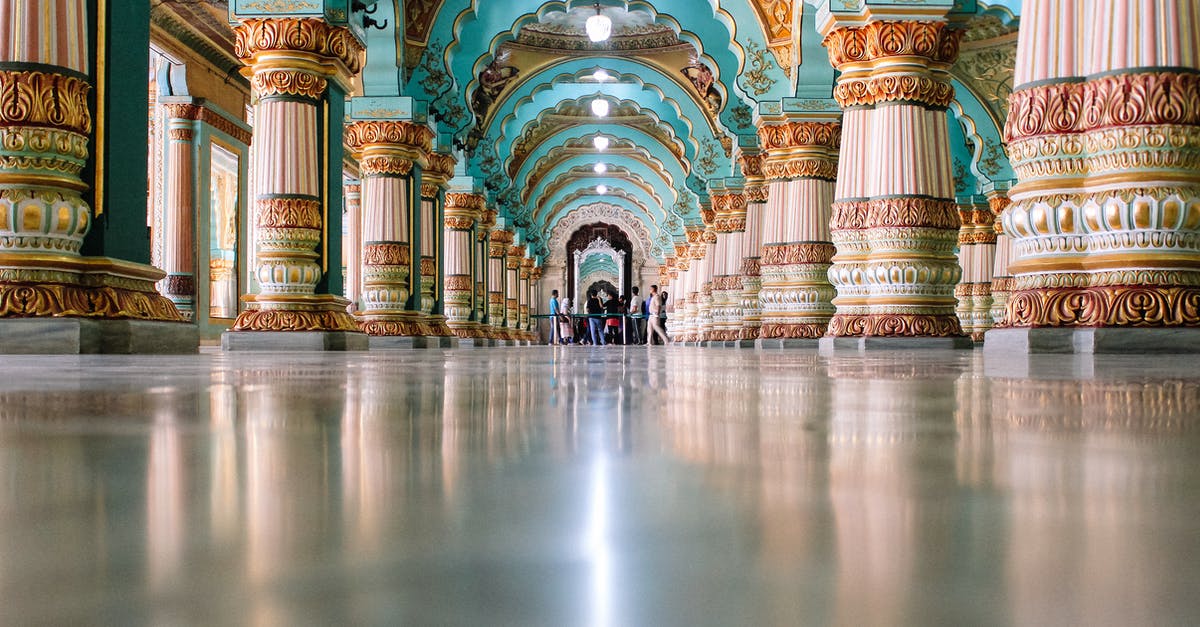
[{"x1": 546, "y1": 203, "x2": 661, "y2": 265}]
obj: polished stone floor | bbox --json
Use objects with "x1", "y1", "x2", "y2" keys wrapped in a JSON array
[{"x1": 1, "y1": 346, "x2": 1198, "y2": 626}]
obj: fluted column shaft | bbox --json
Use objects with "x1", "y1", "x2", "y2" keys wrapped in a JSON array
[
  {"x1": 229, "y1": 18, "x2": 363, "y2": 333},
  {"x1": 710, "y1": 190, "x2": 748, "y2": 342},
  {"x1": 519, "y1": 256, "x2": 532, "y2": 338},
  {"x1": 344, "y1": 120, "x2": 432, "y2": 337},
  {"x1": 822, "y1": 17, "x2": 965, "y2": 337},
  {"x1": 988, "y1": 192, "x2": 1013, "y2": 327},
  {"x1": 739, "y1": 152, "x2": 767, "y2": 340},
  {"x1": 487, "y1": 226, "x2": 511, "y2": 337},
  {"x1": 506, "y1": 244, "x2": 522, "y2": 333},
  {"x1": 955, "y1": 197, "x2": 997, "y2": 341},
  {"x1": 343, "y1": 181, "x2": 361, "y2": 310},
  {"x1": 444, "y1": 192, "x2": 484, "y2": 338},
  {"x1": 160, "y1": 103, "x2": 199, "y2": 320},
  {"x1": 999, "y1": 0, "x2": 1200, "y2": 328},
  {"x1": 757, "y1": 119, "x2": 841, "y2": 339},
  {"x1": 419, "y1": 152, "x2": 454, "y2": 337}
]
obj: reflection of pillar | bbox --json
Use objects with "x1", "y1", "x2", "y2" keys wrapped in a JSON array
[
  {"x1": 444, "y1": 192, "x2": 485, "y2": 339},
  {"x1": 757, "y1": 117, "x2": 840, "y2": 344},
  {"x1": 0, "y1": 0, "x2": 188, "y2": 352},
  {"x1": 740, "y1": 151, "x2": 767, "y2": 343},
  {"x1": 988, "y1": 191, "x2": 1013, "y2": 328},
  {"x1": 822, "y1": 13, "x2": 965, "y2": 339},
  {"x1": 160, "y1": 103, "x2": 199, "y2": 320},
  {"x1": 343, "y1": 181, "x2": 361, "y2": 310},
  {"x1": 992, "y1": 0, "x2": 1200, "y2": 349},
  {"x1": 344, "y1": 120, "x2": 432, "y2": 341},
  {"x1": 420, "y1": 152, "x2": 455, "y2": 341},
  {"x1": 226, "y1": 19, "x2": 363, "y2": 338},
  {"x1": 955, "y1": 196, "x2": 997, "y2": 341},
  {"x1": 488, "y1": 226, "x2": 511, "y2": 340}
]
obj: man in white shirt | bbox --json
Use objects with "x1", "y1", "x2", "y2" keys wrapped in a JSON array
[
  {"x1": 629, "y1": 286, "x2": 645, "y2": 345},
  {"x1": 646, "y1": 284, "x2": 670, "y2": 345}
]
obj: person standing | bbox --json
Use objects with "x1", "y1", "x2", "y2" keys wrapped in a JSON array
[
  {"x1": 558, "y1": 295, "x2": 575, "y2": 344},
  {"x1": 647, "y1": 284, "x2": 670, "y2": 345},
  {"x1": 629, "y1": 286, "x2": 645, "y2": 345},
  {"x1": 585, "y1": 290, "x2": 605, "y2": 346},
  {"x1": 548, "y1": 290, "x2": 561, "y2": 345}
]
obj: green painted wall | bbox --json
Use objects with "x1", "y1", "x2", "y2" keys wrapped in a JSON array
[{"x1": 318, "y1": 82, "x2": 346, "y2": 296}]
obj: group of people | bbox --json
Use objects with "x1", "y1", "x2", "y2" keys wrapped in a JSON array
[{"x1": 548, "y1": 285, "x2": 671, "y2": 346}]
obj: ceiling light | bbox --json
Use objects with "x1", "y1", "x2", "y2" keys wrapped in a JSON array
[
  {"x1": 591, "y1": 98, "x2": 609, "y2": 117},
  {"x1": 596, "y1": 184, "x2": 608, "y2": 195},
  {"x1": 586, "y1": 3, "x2": 612, "y2": 42},
  {"x1": 593, "y1": 136, "x2": 610, "y2": 151},
  {"x1": 594, "y1": 162, "x2": 607, "y2": 174},
  {"x1": 592, "y1": 69, "x2": 610, "y2": 82}
]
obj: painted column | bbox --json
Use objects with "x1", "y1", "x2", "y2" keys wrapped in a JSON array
[
  {"x1": 343, "y1": 120, "x2": 432, "y2": 337},
  {"x1": 159, "y1": 103, "x2": 199, "y2": 320},
  {"x1": 709, "y1": 187, "x2": 748, "y2": 342},
  {"x1": 668, "y1": 243, "x2": 691, "y2": 340},
  {"x1": 487, "y1": 225, "x2": 511, "y2": 339},
  {"x1": 955, "y1": 195, "x2": 997, "y2": 341},
  {"x1": 228, "y1": 18, "x2": 363, "y2": 334},
  {"x1": 997, "y1": 0, "x2": 1200, "y2": 331},
  {"x1": 757, "y1": 117, "x2": 841, "y2": 340},
  {"x1": 682, "y1": 226, "x2": 706, "y2": 342},
  {"x1": 343, "y1": 180, "x2": 361, "y2": 310},
  {"x1": 0, "y1": 0, "x2": 182, "y2": 326},
  {"x1": 519, "y1": 256, "x2": 532, "y2": 341},
  {"x1": 739, "y1": 151, "x2": 767, "y2": 341},
  {"x1": 477, "y1": 208, "x2": 496, "y2": 331},
  {"x1": 420, "y1": 152, "x2": 454, "y2": 338},
  {"x1": 443, "y1": 192, "x2": 484, "y2": 338},
  {"x1": 988, "y1": 191, "x2": 1013, "y2": 328},
  {"x1": 506, "y1": 242, "x2": 522, "y2": 337},
  {"x1": 821, "y1": 12, "x2": 965, "y2": 338}
]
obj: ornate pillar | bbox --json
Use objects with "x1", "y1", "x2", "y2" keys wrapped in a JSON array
[
  {"x1": 709, "y1": 186, "x2": 748, "y2": 344},
  {"x1": 529, "y1": 264, "x2": 543, "y2": 342},
  {"x1": 989, "y1": 0, "x2": 1200, "y2": 352},
  {"x1": 519, "y1": 256, "x2": 533, "y2": 342},
  {"x1": 756, "y1": 117, "x2": 841, "y2": 346},
  {"x1": 343, "y1": 180, "x2": 361, "y2": 310},
  {"x1": 668, "y1": 243, "x2": 691, "y2": 340},
  {"x1": 225, "y1": 18, "x2": 364, "y2": 346},
  {"x1": 0, "y1": 0, "x2": 191, "y2": 353},
  {"x1": 506, "y1": 243, "x2": 522, "y2": 340},
  {"x1": 420, "y1": 152, "x2": 455, "y2": 341},
  {"x1": 695, "y1": 213, "x2": 718, "y2": 343},
  {"x1": 988, "y1": 191, "x2": 1013, "y2": 328},
  {"x1": 159, "y1": 103, "x2": 200, "y2": 321},
  {"x1": 955, "y1": 195, "x2": 997, "y2": 341},
  {"x1": 343, "y1": 120, "x2": 432, "y2": 344},
  {"x1": 444, "y1": 192, "x2": 485, "y2": 340},
  {"x1": 487, "y1": 226, "x2": 511, "y2": 341},
  {"x1": 820, "y1": 8, "x2": 967, "y2": 343},
  {"x1": 739, "y1": 151, "x2": 767, "y2": 344}
]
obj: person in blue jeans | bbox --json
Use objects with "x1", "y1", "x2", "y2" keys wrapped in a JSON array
[{"x1": 585, "y1": 290, "x2": 605, "y2": 346}]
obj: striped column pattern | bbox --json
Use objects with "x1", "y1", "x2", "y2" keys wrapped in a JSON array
[
  {"x1": 519, "y1": 256, "x2": 533, "y2": 340},
  {"x1": 420, "y1": 152, "x2": 455, "y2": 337},
  {"x1": 443, "y1": 192, "x2": 484, "y2": 338},
  {"x1": 739, "y1": 151, "x2": 767, "y2": 341},
  {"x1": 1000, "y1": 0, "x2": 1200, "y2": 329},
  {"x1": 487, "y1": 226, "x2": 511, "y2": 338},
  {"x1": 229, "y1": 18, "x2": 363, "y2": 333},
  {"x1": 0, "y1": 1, "x2": 178, "y2": 322},
  {"x1": 680, "y1": 226, "x2": 706, "y2": 342},
  {"x1": 344, "y1": 120, "x2": 432, "y2": 337},
  {"x1": 757, "y1": 119, "x2": 841, "y2": 339},
  {"x1": 343, "y1": 181, "x2": 362, "y2": 310},
  {"x1": 987, "y1": 192, "x2": 1013, "y2": 328},
  {"x1": 955, "y1": 196, "x2": 997, "y2": 341},
  {"x1": 477, "y1": 209, "x2": 496, "y2": 329},
  {"x1": 506, "y1": 243, "x2": 522, "y2": 335},
  {"x1": 822, "y1": 18, "x2": 965, "y2": 338},
  {"x1": 710, "y1": 188, "x2": 748, "y2": 342},
  {"x1": 668, "y1": 242, "x2": 691, "y2": 340},
  {"x1": 160, "y1": 103, "x2": 200, "y2": 321},
  {"x1": 696, "y1": 231, "x2": 717, "y2": 342}
]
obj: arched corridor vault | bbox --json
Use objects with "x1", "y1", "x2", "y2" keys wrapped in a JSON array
[{"x1": 3, "y1": 1, "x2": 1200, "y2": 355}]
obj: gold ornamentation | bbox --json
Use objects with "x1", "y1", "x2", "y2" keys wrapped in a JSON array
[
  {"x1": 198, "y1": 106, "x2": 253, "y2": 145},
  {"x1": 444, "y1": 216, "x2": 474, "y2": 230},
  {"x1": 741, "y1": 257, "x2": 761, "y2": 276},
  {"x1": 168, "y1": 128, "x2": 193, "y2": 142},
  {"x1": 344, "y1": 120, "x2": 434, "y2": 153},
  {"x1": 0, "y1": 282, "x2": 183, "y2": 321},
  {"x1": 445, "y1": 275, "x2": 472, "y2": 291},
  {"x1": 1004, "y1": 285, "x2": 1200, "y2": 328},
  {"x1": 233, "y1": 18, "x2": 363, "y2": 74},
  {"x1": 162, "y1": 103, "x2": 200, "y2": 120},
  {"x1": 363, "y1": 242, "x2": 410, "y2": 266},
  {"x1": 255, "y1": 197, "x2": 321, "y2": 229},
  {"x1": 866, "y1": 197, "x2": 960, "y2": 230},
  {"x1": 419, "y1": 256, "x2": 436, "y2": 276},
  {"x1": 360, "y1": 155, "x2": 414, "y2": 177},
  {"x1": 231, "y1": 308, "x2": 358, "y2": 331},
  {"x1": 823, "y1": 21, "x2": 963, "y2": 108},
  {"x1": 758, "y1": 121, "x2": 842, "y2": 152},
  {"x1": 445, "y1": 192, "x2": 485, "y2": 211},
  {"x1": 250, "y1": 69, "x2": 327, "y2": 99},
  {"x1": 420, "y1": 182, "x2": 439, "y2": 199},
  {"x1": 828, "y1": 313, "x2": 963, "y2": 337},
  {"x1": 359, "y1": 319, "x2": 430, "y2": 336},
  {"x1": 831, "y1": 201, "x2": 870, "y2": 230},
  {"x1": 760, "y1": 322, "x2": 827, "y2": 339},
  {"x1": 761, "y1": 242, "x2": 837, "y2": 266},
  {"x1": 0, "y1": 69, "x2": 92, "y2": 135}
]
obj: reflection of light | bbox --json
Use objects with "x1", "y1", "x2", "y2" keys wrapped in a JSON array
[
  {"x1": 587, "y1": 454, "x2": 612, "y2": 627},
  {"x1": 593, "y1": 136, "x2": 610, "y2": 151},
  {"x1": 596, "y1": 184, "x2": 608, "y2": 195},
  {"x1": 592, "y1": 69, "x2": 610, "y2": 82},
  {"x1": 594, "y1": 162, "x2": 607, "y2": 174},
  {"x1": 591, "y1": 98, "x2": 610, "y2": 117},
  {"x1": 586, "y1": 5, "x2": 612, "y2": 42}
]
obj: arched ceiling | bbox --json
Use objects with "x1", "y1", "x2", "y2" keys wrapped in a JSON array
[{"x1": 363, "y1": 0, "x2": 1022, "y2": 261}]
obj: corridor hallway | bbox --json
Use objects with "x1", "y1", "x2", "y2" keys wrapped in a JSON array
[{"x1": 0, "y1": 346, "x2": 1196, "y2": 625}]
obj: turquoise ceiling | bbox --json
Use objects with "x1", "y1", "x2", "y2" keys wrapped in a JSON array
[{"x1": 356, "y1": 1, "x2": 1022, "y2": 261}]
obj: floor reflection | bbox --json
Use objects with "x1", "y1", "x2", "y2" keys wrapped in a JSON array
[{"x1": 0, "y1": 349, "x2": 1196, "y2": 625}]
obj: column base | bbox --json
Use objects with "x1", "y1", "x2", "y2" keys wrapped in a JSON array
[
  {"x1": 818, "y1": 336, "x2": 974, "y2": 352},
  {"x1": 232, "y1": 294, "x2": 359, "y2": 332},
  {"x1": 984, "y1": 327, "x2": 1200, "y2": 355},
  {"x1": 756, "y1": 338, "x2": 820, "y2": 349},
  {"x1": 0, "y1": 318, "x2": 199, "y2": 354},
  {"x1": 221, "y1": 330, "x2": 368, "y2": 351}
]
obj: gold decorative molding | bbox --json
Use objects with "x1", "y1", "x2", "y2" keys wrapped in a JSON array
[
  {"x1": 344, "y1": 120, "x2": 434, "y2": 154},
  {"x1": 363, "y1": 242, "x2": 410, "y2": 266},
  {"x1": 359, "y1": 155, "x2": 414, "y2": 177},
  {"x1": 232, "y1": 308, "x2": 359, "y2": 332},
  {"x1": 233, "y1": 18, "x2": 363, "y2": 74},
  {"x1": 761, "y1": 242, "x2": 837, "y2": 266},
  {"x1": 828, "y1": 313, "x2": 964, "y2": 337},
  {"x1": 1004, "y1": 285, "x2": 1200, "y2": 328},
  {"x1": 255, "y1": 197, "x2": 322, "y2": 229},
  {"x1": 760, "y1": 322, "x2": 827, "y2": 339},
  {"x1": 0, "y1": 69, "x2": 92, "y2": 136},
  {"x1": 250, "y1": 69, "x2": 327, "y2": 99}
]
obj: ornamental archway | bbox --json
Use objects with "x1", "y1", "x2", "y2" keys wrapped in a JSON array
[{"x1": 567, "y1": 222, "x2": 633, "y2": 306}]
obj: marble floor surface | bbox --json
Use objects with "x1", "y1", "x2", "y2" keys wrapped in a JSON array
[{"x1": 0, "y1": 346, "x2": 1197, "y2": 626}]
